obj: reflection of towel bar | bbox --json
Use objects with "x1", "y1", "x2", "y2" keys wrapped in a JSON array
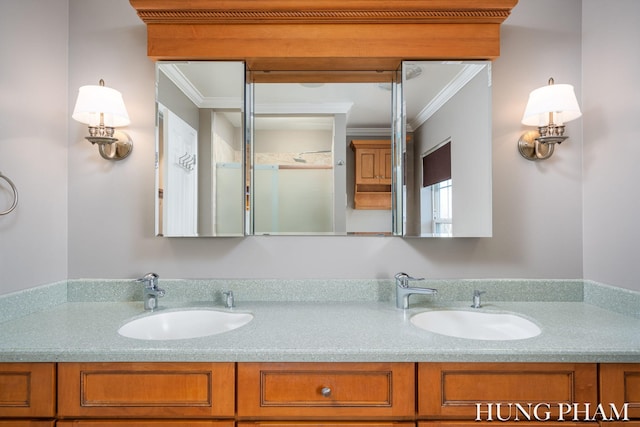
[{"x1": 0, "y1": 171, "x2": 18, "y2": 215}]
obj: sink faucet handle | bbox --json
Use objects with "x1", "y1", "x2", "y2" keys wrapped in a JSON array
[
  {"x1": 223, "y1": 290, "x2": 235, "y2": 309},
  {"x1": 137, "y1": 272, "x2": 159, "y2": 289},
  {"x1": 394, "y1": 272, "x2": 424, "y2": 287},
  {"x1": 471, "y1": 290, "x2": 486, "y2": 308}
]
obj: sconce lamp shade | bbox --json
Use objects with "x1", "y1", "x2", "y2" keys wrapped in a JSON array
[
  {"x1": 72, "y1": 80, "x2": 133, "y2": 161},
  {"x1": 521, "y1": 83, "x2": 581, "y2": 126},
  {"x1": 72, "y1": 84, "x2": 130, "y2": 127}
]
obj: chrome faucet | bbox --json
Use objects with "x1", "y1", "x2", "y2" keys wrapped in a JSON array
[
  {"x1": 471, "y1": 290, "x2": 486, "y2": 308},
  {"x1": 223, "y1": 290, "x2": 235, "y2": 309},
  {"x1": 137, "y1": 272, "x2": 165, "y2": 311},
  {"x1": 395, "y1": 272, "x2": 437, "y2": 309}
]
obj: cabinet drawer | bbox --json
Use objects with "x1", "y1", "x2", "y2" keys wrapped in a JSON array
[
  {"x1": 58, "y1": 362, "x2": 235, "y2": 418},
  {"x1": 237, "y1": 363, "x2": 415, "y2": 419},
  {"x1": 600, "y1": 364, "x2": 640, "y2": 419},
  {"x1": 57, "y1": 421, "x2": 234, "y2": 427},
  {"x1": 419, "y1": 422, "x2": 596, "y2": 427},
  {"x1": 0, "y1": 363, "x2": 55, "y2": 418},
  {"x1": 0, "y1": 422, "x2": 54, "y2": 427},
  {"x1": 601, "y1": 423, "x2": 640, "y2": 427},
  {"x1": 240, "y1": 423, "x2": 415, "y2": 427},
  {"x1": 418, "y1": 363, "x2": 597, "y2": 419}
]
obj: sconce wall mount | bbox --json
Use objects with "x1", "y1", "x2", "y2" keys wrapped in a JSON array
[
  {"x1": 518, "y1": 77, "x2": 581, "y2": 161},
  {"x1": 72, "y1": 79, "x2": 133, "y2": 161},
  {"x1": 93, "y1": 130, "x2": 133, "y2": 161}
]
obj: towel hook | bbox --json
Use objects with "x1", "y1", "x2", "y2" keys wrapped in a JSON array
[{"x1": 0, "y1": 171, "x2": 18, "y2": 215}]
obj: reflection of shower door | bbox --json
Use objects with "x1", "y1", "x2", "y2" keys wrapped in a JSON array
[
  {"x1": 164, "y1": 110, "x2": 198, "y2": 236},
  {"x1": 215, "y1": 162, "x2": 243, "y2": 235},
  {"x1": 253, "y1": 165, "x2": 279, "y2": 234}
]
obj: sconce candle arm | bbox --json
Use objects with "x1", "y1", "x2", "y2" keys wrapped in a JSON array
[{"x1": 534, "y1": 133, "x2": 555, "y2": 160}]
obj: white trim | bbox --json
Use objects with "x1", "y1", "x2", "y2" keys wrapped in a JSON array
[
  {"x1": 346, "y1": 127, "x2": 392, "y2": 137},
  {"x1": 254, "y1": 102, "x2": 353, "y2": 116},
  {"x1": 409, "y1": 63, "x2": 486, "y2": 131}
]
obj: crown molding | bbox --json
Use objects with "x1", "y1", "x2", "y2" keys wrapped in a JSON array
[
  {"x1": 131, "y1": 0, "x2": 518, "y2": 68},
  {"x1": 135, "y1": 9, "x2": 512, "y2": 24},
  {"x1": 160, "y1": 64, "x2": 243, "y2": 109},
  {"x1": 409, "y1": 63, "x2": 487, "y2": 131},
  {"x1": 347, "y1": 128, "x2": 392, "y2": 137}
]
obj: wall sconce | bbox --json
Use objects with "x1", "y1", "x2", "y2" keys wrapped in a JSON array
[
  {"x1": 518, "y1": 77, "x2": 581, "y2": 161},
  {"x1": 72, "y1": 79, "x2": 132, "y2": 161}
]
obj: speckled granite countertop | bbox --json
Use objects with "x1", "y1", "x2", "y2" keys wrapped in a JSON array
[{"x1": 0, "y1": 279, "x2": 638, "y2": 362}]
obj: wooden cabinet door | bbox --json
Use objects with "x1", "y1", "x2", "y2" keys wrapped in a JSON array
[
  {"x1": 380, "y1": 149, "x2": 392, "y2": 183},
  {"x1": 239, "y1": 423, "x2": 415, "y2": 427},
  {"x1": 354, "y1": 147, "x2": 391, "y2": 185},
  {"x1": 0, "y1": 422, "x2": 54, "y2": 427},
  {"x1": 58, "y1": 362, "x2": 235, "y2": 418},
  {"x1": 355, "y1": 148, "x2": 381, "y2": 184},
  {"x1": 418, "y1": 363, "x2": 597, "y2": 420},
  {"x1": 601, "y1": 423, "x2": 640, "y2": 427},
  {"x1": 237, "y1": 362, "x2": 415, "y2": 420},
  {"x1": 0, "y1": 363, "x2": 55, "y2": 418},
  {"x1": 600, "y1": 364, "x2": 640, "y2": 419},
  {"x1": 420, "y1": 422, "x2": 596, "y2": 427},
  {"x1": 56, "y1": 421, "x2": 234, "y2": 427}
]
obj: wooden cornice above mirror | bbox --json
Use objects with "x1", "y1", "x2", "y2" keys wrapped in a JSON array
[{"x1": 129, "y1": 0, "x2": 518, "y2": 72}]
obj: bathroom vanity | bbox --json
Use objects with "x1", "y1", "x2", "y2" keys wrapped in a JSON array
[
  {"x1": 0, "y1": 279, "x2": 639, "y2": 426},
  {"x1": 2, "y1": 361, "x2": 638, "y2": 426}
]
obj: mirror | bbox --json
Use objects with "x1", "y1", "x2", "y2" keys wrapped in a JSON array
[
  {"x1": 248, "y1": 77, "x2": 393, "y2": 235},
  {"x1": 399, "y1": 61, "x2": 493, "y2": 237},
  {"x1": 154, "y1": 61, "x2": 492, "y2": 238},
  {"x1": 156, "y1": 62, "x2": 245, "y2": 237}
]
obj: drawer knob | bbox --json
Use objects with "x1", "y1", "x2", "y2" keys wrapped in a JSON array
[{"x1": 321, "y1": 386, "x2": 332, "y2": 397}]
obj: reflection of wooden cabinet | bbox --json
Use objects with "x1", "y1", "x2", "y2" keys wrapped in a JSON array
[
  {"x1": 353, "y1": 141, "x2": 392, "y2": 185},
  {"x1": 350, "y1": 140, "x2": 392, "y2": 210}
]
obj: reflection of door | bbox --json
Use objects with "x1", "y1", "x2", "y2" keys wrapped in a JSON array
[{"x1": 164, "y1": 109, "x2": 198, "y2": 236}]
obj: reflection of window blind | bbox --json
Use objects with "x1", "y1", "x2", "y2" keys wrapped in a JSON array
[{"x1": 422, "y1": 142, "x2": 451, "y2": 187}]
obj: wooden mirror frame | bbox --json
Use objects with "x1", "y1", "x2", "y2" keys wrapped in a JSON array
[{"x1": 129, "y1": 0, "x2": 518, "y2": 77}]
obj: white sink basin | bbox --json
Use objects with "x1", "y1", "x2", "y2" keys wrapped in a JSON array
[
  {"x1": 118, "y1": 309, "x2": 253, "y2": 340},
  {"x1": 410, "y1": 310, "x2": 541, "y2": 340}
]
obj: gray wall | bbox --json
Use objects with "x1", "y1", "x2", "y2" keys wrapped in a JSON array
[
  {"x1": 412, "y1": 67, "x2": 492, "y2": 237},
  {"x1": 0, "y1": 0, "x2": 69, "y2": 294},
  {"x1": 582, "y1": 0, "x2": 640, "y2": 290},
  {"x1": 1, "y1": 0, "x2": 638, "y2": 294}
]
